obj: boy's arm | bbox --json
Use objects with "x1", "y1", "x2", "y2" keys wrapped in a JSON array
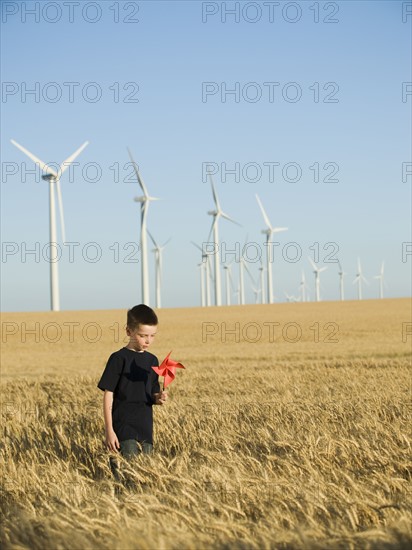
[
  {"x1": 103, "y1": 390, "x2": 120, "y2": 451},
  {"x1": 152, "y1": 390, "x2": 168, "y2": 405},
  {"x1": 151, "y1": 369, "x2": 167, "y2": 406}
]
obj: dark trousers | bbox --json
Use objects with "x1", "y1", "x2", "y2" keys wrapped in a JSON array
[{"x1": 109, "y1": 439, "x2": 153, "y2": 481}]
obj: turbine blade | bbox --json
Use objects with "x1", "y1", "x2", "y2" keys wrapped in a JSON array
[
  {"x1": 209, "y1": 174, "x2": 221, "y2": 211},
  {"x1": 60, "y1": 141, "x2": 89, "y2": 174},
  {"x1": 221, "y1": 212, "x2": 242, "y2": 227},
  {"x1": 244, "y1": 262, "x2": 257, "y2": 286},
  {"x1": 191, "y1": 241, "x2": 203, "y2": 252},
  {"x1": 207, "y1": 217, "x2": 216, "y2": 242},
  {"x1": 127, "y1": 147, "x2": 149, "y2": 197},
  {"x1": 318, "y1": 267, "x2": 328, "y2": 273},
  {"x1": 11, "y1": 139, "x2": 59, "y2": 177},
  {"x1": 308, "y1": 256, "x2": 317, "y2": 271},
  {"x1": 56, "y1": 180, "x2": 66, "y2": 243},
  {"x1": 228, "y1": 268, "x2": 234, "y2": 290},
  {"x1": 147, "y1": 230, "x2": 157, "y2": 248},
  {"x1": 255, "y1": 194, "x2": 273, "y2": 230}
]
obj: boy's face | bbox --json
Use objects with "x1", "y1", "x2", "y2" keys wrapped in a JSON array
[{"x1": 127, "y1": 324, "x2": 157, "y2": 351}]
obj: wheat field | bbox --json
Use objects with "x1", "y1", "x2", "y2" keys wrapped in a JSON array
[{"x1": 1, "y1": 298, "x2": 411, "y2": 549}]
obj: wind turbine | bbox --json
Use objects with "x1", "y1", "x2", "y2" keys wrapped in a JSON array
[
  {"x1": 299, "y1": 270, "x2": 309, "y2": 302},
  {"x1": 233, "y1": 280, "x2": 241, "y2": 305},
  {"x1": 374, "y1": 261, "x2": 385, "y2": 299},
  {"x1": 338, "y1": 260, "x2": 345, "y2": 301},
  {"x1": 196, "y1": 262, "x2": 205, "y2": 307},
  {"x1": 191, "y1": 241, "x2": 212, "y2": 306},
  {"x1": 223, "y1": 261, "x2": 234, "y2": 306},
  {"x1": 243, "y1": 258, "x2": 258, "y2": 306},
  {"x1": 252, "y1": 286, "x2": 261, "y2": 304},
  {"x1": 238, "y1": 235, "x2": 250, "y2": 306},
  {"x1": 308, "y1": 257, "x2": 327, "y2": 302},
  {"x1": 353, "y1": 258, "x2": 368, "y2": 300},
  {"x1": 10, "y1": 139, "x2": 89, "y2": 311},
  {"x1": 148, "y1": 231, "x2": 170, "y2": 309},
  {"x1": 128, "y1": 148, "x2": 159, "y2": 306},
  {"x1": 207, "y1": 175, "x2": 240, "y2": 306},
  {"x1": 256, "y1": 194, "x2": 287, "y2": 304},
  {"x1": 284, "y1": 292, "x2": 294, "y2": 303}
]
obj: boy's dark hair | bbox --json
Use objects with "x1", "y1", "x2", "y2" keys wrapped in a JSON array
[{"x1": 127, "y1": 304, "x2": 158, "y2": 330}]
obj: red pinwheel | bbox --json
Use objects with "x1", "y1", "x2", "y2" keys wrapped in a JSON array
[{"x1": 152, "y1": 351, "x2": 185, "y2": 389}]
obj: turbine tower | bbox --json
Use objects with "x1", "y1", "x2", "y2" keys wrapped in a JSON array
[
  {"x1": 128, "y1": 148, "x2": 158, "y2": 306},
  {"x1": 256, "y1": 194, "x2": 287, "y2": 304},
  {"x1": 353, "y1": 258, "x2": 368, "y2": 300},
  {"x1": 223, "y1": 261, "x2": 234, "y2": 306},
  {"x1": 148, "y1": 231, "x2": 170, "y2": 309},
  {"x1": 10, "y1": 139, "x2": 89, "y2": 311},
  {"x1": 308, "y1": 257, "x2": 327, "y2": 302},
  {"x1": 207, "y1": 175, "x2": 239, "y2": 306},
  {"x1": 196, "y1": 262, "x2": 205, "y2": 307},
  {"x1": 337, "y1": 260, "x2": 345, "y2": 301},
  {"x1": 374, "y1": 261, "x2": 385, "y2": 299},
  {"x1": 299, "y1": 270, "x2": 309, "y2": 302},
  {"x1": 238, "y1": 235, "x2": 249, "y2": 306},
  {"x1": 259, "y1": 260, "x2": 266, "y2": 304},
  {"x1": 191, "y1": 241, "x2": 212, "y2": 307}
]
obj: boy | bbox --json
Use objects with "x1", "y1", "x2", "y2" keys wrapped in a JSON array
[{"x1": 97, "y1": 304, "x2": 167, "y2": 477}]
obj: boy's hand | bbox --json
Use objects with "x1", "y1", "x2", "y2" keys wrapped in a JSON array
[
  {"x1": 153, "y1": 391, "x2": 168, "y2": 405},
  {"x1": 105, "y1": 429, "x2": 120, "y2": 452}
]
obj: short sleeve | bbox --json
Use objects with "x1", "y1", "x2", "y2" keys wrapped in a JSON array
[{"x1": 97, "y1": 352, "x2": 124, "y2": 392}]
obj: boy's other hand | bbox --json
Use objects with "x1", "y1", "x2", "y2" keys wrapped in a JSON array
[
  {"x1": 105, "y1": 429, "x2": 120, "y2": 452},
  {"x1": 153, "y1": 391, "x2": 168, "y2": 405}
]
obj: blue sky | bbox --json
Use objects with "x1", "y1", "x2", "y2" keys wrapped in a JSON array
[{"x1": 1, "y1": 0, "x2": 411, "y2": 311}]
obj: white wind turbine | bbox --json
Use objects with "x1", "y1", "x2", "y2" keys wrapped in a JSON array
[
  {"x1": 338, "y1": 260, "x2": 345, "y2": 301},
  {"x1": 196, "y1": 261, "x2": 206, "y2": 307},
  {"x1": 128, "y1": 148, "x2": 159, "y2": 306},
  {"x1": 374, "y1": 261, "x2": 385, "y2": 299},
  {"x1": 353, "y1": 258, "x2": 368, "y2": 300},
  {"x1": 284, "y1": 292, "x2": 295, "y2": 303},
  {"x1": 223, "y1": 261, "x2": 234, "y2": 306},
  {"x1": 148, "y1": 231, "x2": 170, "y2": 309},
  {"x1": 191, "y1": 241, "x2": 212, "y2": 307},
  {"x1": 308, "y1": 257, "x2": 327, "y2": 302},
  {"x1": 256, "y1": 194, "x2": 287, "y2": 304},
  {"x1": 252, "y1": 286, "x2": 261, "y2": 304},
  {"x1": 243, "y1": 259, "x2": 258, "y2": 306},
  {"x1": 233, "y1": 281, "x2": 241, "y2": 305},
  {"x1": 207, "y1": 175, "x2": 240, "y2": 306},
  {"x1": 10, "y1": 139, "x2": 89, "y2": 311},
  {"x1": 238, "y1": 236, "x2": 250, "y2": 306},
  {"x1": 299, "y1": 270, "x2": 309, "y2": 302}
]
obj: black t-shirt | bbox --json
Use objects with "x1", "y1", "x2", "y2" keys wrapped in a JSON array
[{"x1": 97, "y1": 347, "x2": 160, "y2": 444}]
